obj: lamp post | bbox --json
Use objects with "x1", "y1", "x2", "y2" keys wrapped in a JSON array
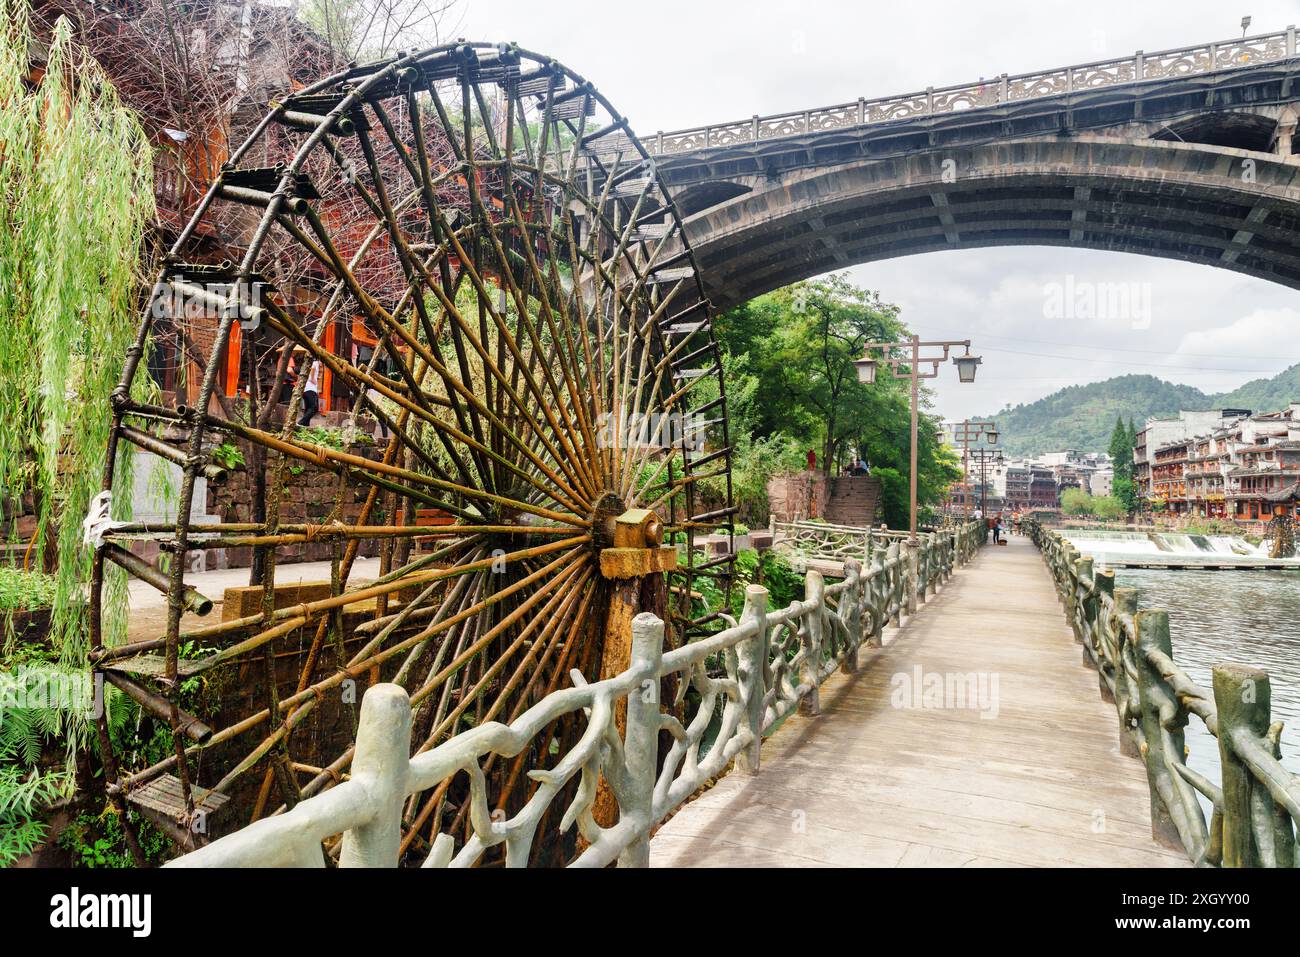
[
  {"x1": 946, "y1": 419, "x2": 999, "y2": 518},
  {"x1": 855, "y1": 336, "x2": 982, "y2": 541},
  {"x1": 968, "y1": 448, "x2": 1005, "y2": 518}
]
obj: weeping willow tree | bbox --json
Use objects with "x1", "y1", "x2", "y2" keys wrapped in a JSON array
[{"x1": 0, "y1": 2, "x2": 154, "y2": 677}]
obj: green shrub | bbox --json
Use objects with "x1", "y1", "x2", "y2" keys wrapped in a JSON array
[
  {"x1": 0, "y1": 567, "x2": 57, "y2": 613},
  {"x1": 294, "y1": 425, "x2": 346, "y2": 451},
  {"x1": 210, "y1": 441, "x2": 245, "y2": 471}
]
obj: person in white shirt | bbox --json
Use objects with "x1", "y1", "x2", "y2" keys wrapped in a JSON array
[{"x1": 299, "y1": 359, "x2": 321, "y2": 426}]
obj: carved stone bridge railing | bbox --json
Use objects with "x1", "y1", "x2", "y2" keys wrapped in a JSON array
[
  {"x1": 1028, "y1": 520, "x2": 1300, "y2": 867},
  {"x1": 166, "y1": 520, "x2": 986, "y2": 867},
  {"x1": 643, "y1": 27, "x2": 1298, "y2": 156}
]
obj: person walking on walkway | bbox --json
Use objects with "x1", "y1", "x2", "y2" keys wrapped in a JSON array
[
  {"x1": 992, "y1": 515, "x2": 1003, "y2": 545},
  {"x1": 299, "y1": 356, "x2": 322, "y2": 427}
]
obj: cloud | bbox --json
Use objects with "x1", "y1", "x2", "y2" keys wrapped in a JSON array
[{"x1": 1165, "y1": 309, "x2": 1300, "y2": 392}]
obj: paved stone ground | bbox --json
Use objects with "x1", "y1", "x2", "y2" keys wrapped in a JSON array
[
  {"x1": 125, "y1": 558, "x2": 381, "y2": 642},
  {"x1": 649, "y1": 534, "x2": 1189, "y2": 868}
]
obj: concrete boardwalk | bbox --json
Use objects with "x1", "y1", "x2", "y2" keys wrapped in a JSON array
[{"x1": 650, "y1": 535, "x2": 1188, "y2": 868}]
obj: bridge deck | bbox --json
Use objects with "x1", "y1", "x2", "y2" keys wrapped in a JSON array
[{"x1": 649, "y1": 534, "x2": 1188, "y2": 868}]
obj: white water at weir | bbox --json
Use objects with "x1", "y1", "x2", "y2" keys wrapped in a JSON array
[{"x1": 1058, "y1": 529, "x2": 1299, "y2": 566}]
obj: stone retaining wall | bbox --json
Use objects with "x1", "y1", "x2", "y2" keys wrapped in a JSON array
[
  {"x1": 766, "y1": 469, "x2": 828, "y2": 523},
  {"x1": 204, "y1": 441, "x2": 390, "y2": 569}
]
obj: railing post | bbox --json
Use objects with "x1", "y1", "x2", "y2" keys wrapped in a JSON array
[
  {"x1": 887, "y1": 541, "x2": 902, "y2": 627},
  {"x1": 1112, "y1": 587, "x2": 1141, "y2": 757},
  {"x1": 914, "y1": 538, "x2": 927, "y2": 605},
  {"x1": 1211, "y1": 663, "x2": 1287, "y2": 867},
  {"x1": 1133, "y1": 610, "x2": 1197, "y2": 854},
  {"x1": 799, "y1": 569, "x2": 824, "y2": 715},
  {"x1": 617, "y1": 612, "x2": 665, "y2": 868},
  {"x1": 734, "y1": 584, "x2": 769, "y2": 774},
  {"x1": 1092, "y1": 569, "x2": 1114, "y2": 699},
  {"x1": 903, "y1": 540, "x2": 919, "y2": 616},
  {"x1": 840, "y1": 559, "x2": 861, "y2": 674},
  {"x1": 867, "y1": 550, "x2": 886, "y2": 647},
  {"x1": 1075, "y1": 556, "x2": 1094, "y2": 662},
  {"x1": 338, "y1": 683, "x2": 413, "y2": 868}
]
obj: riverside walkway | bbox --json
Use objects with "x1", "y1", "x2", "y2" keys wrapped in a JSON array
[{"x1": 649, "y1": 533, "x2": 1187, "y2": 868}]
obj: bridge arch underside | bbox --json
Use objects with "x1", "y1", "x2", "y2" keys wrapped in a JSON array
[{"x1": 682, "y1": 137, "x2": 1300, "y2": 310}]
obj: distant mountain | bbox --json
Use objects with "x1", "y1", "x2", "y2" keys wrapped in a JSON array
[
  {"x1": 1215, "y1": 363, "x2": 1300, "y2": 413},
  {"x1": 983, "y1": 364, "x2": 1300, "y2": 457}
]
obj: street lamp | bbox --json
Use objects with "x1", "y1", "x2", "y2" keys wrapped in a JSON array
[
  {"x1": 858, "y1": 335, "x2": 981, "y2": 541},
  {"x1": 946, "y1": 419, "x2": 1000, "y2": 519},
  {"x1": 969, "y1": 447, "x2": 1002, "y2": 519},
  {"x1": 953, "y1": 348, "x2": 983, "y2": 384}
]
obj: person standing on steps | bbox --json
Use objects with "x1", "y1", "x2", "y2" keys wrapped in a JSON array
[{"x1": 299, "y1": 354, "x2": 322, "y2": 427}]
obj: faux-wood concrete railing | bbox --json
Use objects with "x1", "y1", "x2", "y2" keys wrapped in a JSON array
[
  {"x1": 165, "y1": 520, "x2": 985, "y2": 867},
  {"x1": 772, "y1": 519, "x2": 982, "y2": 615},
  {"x1": 1028, "y1": 520, "x2": 1300, "y2": 867}
]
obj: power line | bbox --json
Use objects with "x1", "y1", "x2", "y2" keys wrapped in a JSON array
[
  {"x1": 971, "y1": 344, "x2": 1278, "y2": 374},
  {"x1": 910, "y1": 319, "x2": 1299, "y2": 364}
]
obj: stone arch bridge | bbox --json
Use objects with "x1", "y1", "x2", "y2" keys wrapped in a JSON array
[{"x1": 621, "y1": 27, "x2": 1300, "y2": 310}]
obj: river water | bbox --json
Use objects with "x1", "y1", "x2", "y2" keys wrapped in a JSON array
[{"x1": 1116, "y1": 567, "x2": 1300, "y2": 782}]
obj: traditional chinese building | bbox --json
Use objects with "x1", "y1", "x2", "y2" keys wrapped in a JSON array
[
  {"x1": 1224, "y1": 408, "x2": 1300, "y2": 520},
  {"x1": 1028, "y1": 465, "x2": 1058, "y2": 509},
  {"x1": 1003, "y1": 466, "x2": 1032, "y2": 511},
  {"x1": 1151, "y1": 438, "x2": 1191, "y2": 513},
  {"x1": 30, "y1": 0, "x2": 374, "y2": 421},
  {"x1": 1134, "y1": 409, "x2": 1250, "y2": 507}
]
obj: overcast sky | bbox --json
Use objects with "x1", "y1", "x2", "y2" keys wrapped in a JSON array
[{"x1": 457, "y1": 0, "x2": 1300, "y2": 420}]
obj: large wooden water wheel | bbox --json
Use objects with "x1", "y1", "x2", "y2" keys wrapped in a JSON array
[{"x1": 89, "y1": 42, "x2": 734, "y2": 864}]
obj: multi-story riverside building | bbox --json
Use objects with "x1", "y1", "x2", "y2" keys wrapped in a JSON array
[
  {"x1": 1003, "y1": 466, "x2": 1032, "y2": 511},
  {"x1": 1029, "y1": 465, "x2": 1058, "y2": 509},
  {"x1": 1134, "y1": 404, "x2": 1300, "y2": 521},
  {"x1": 1151, "y1": 438, "x2": 1192, "y2": 513},
  {"x1": 1134, "y1": 410, "x2": 1250, "y2": 506}
]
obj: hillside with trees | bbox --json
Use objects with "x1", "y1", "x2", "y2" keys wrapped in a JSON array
[{"x1": 983, "y1": 364, "x2": 1300, "y2": 456}]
